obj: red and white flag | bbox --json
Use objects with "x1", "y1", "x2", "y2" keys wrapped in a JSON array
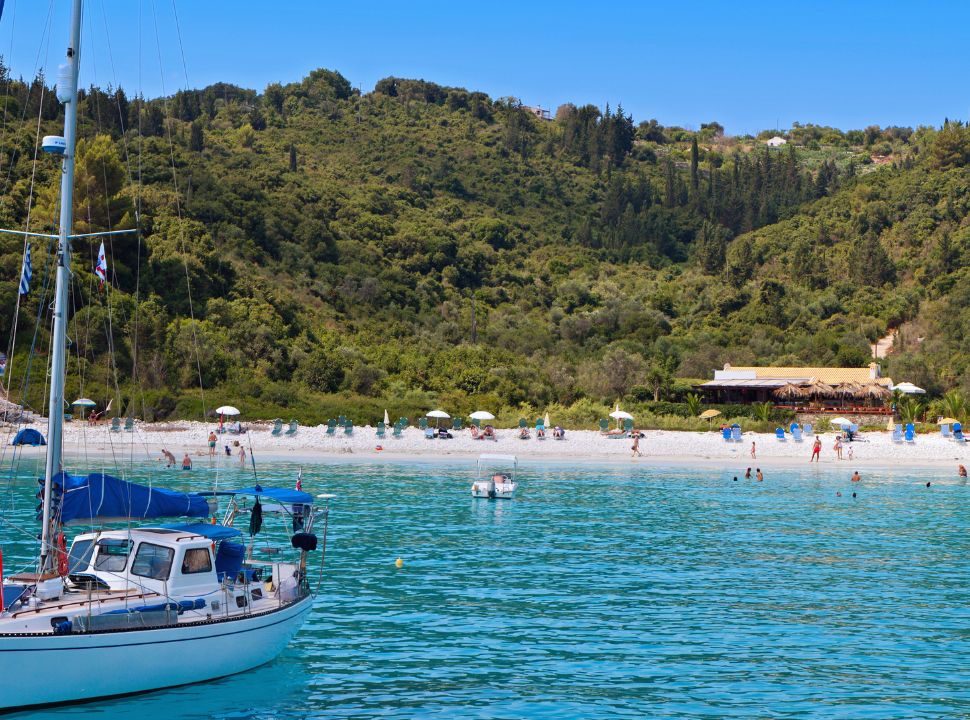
[{"x1": 94, "y1": 241, "x2": 107, "y2": 289}]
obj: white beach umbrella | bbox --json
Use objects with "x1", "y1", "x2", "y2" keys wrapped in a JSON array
[
  {"x1": 469, "y1": 410, "x2": 495, "y2": 421},
  {"x1": 216, "y1": 405, "x2": 241, "y2": 416},
  {"x1": 71, "y1": 398, "x2": 96, "y2": 407},
  {"x1": 544, "y1": 412, "x2": 550, "y2": 428},
  {"x1": 383, "y1": 409, "x2": 390, "y2": 426},
  {"x1": 893, "y1": 382, "x2": 926, "y2": 395},
  {"x1": 427, "y1": 409, "x2": 450, "y2": 428},
  {"x1": 830, "y1": 417, "x2": 852, "y2": 427},
  {"x1": 609, "y1": 410, "x2": 634, "y2": 420}
]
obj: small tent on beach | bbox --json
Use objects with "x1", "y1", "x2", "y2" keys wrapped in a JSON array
[{"x1": 12, "y1": 428, "x2": 46, "y2": 446}]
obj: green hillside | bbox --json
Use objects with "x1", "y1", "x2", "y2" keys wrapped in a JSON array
[{"x1": 0, "y1": 66, "x2": 966, "y2": 425}]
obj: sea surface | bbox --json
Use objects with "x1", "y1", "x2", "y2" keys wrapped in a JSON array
[{"x1": 3, "y1": 457, "x2": 970, "y2": 719}]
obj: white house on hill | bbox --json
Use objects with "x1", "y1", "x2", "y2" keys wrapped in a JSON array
[{"x1": 766, "y1": 136, "x2": 787, "y2": 147}]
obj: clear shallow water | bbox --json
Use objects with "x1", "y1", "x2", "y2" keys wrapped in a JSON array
[{"x1": 4, "y1": 458, "x2": 970, "y2": 719}]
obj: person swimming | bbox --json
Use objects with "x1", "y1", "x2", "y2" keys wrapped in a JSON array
[
  {"x1": 959, "y1": 465, "x2": 967, "y2": 478},
  {"x1": 851, "y1": 471, "x2": 861, "y2": 482},
  {"x1": 756, "y1": 468, "x2": 763, "y2": 482},
  {"x1": 745, "y1": 468, "x2": 752, "y2": 479}
]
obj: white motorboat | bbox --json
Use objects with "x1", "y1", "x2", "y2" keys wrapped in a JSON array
[
  {"x1": 471, "y1": 454, "x2": 518, "y2": 499},
  {"x1": 0, "y1": 1, "x2": 331, "y2": 710}
]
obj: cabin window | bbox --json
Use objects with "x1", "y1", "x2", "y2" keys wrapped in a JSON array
[
  {"x1": 67, "y1": 539, "x2": 94, "y2": 573},
  {"x1": 181, "y1": 548, "x2": 213, "y2": 575},
  {"x1": 131, "y1": 542, "x2": 175, "y2": 580},
  {"x1": 94, "y1": 539, "x2": 131, "y2": 573}
]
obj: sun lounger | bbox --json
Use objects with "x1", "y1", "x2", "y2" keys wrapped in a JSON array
[
  {"x1": 392, "y1": 423, "x2": 402, "y2": 438},
  {"x1": 338, "y1": 415, "x2": 346, "y2": 427},
  {"x1": 285, "y1": 420, "x2": 298, "y2": 436},
  {"x1": 623, "y1": 418, "x2": 634, "y2": 433},
  {"x1": 270, "y1": 419, "x2": 283, "y2": 436},
  {"x1": 325, "y1": 419, "x2": 336, "y2": 435},
  {"x1": 905, "y1": 423, "x2": 915, "y2": 443},
  {"x1": 110, "y1": 417, "x2": 121, "y2": 433},
  {"x1": 376, "y1": 421, "x2": 386, "y2": 438},
  {"x1": 775, "y1": 427, "x2": 786, "y2": 441},
  {"x1": 953, "y1": 422, "x2": 965, "y2": 442},
  {"x1": 344, "y1": 420, "x2": 353, "y2": 435},
  {"x1": 721, "y1": 427, "x2": 732, "y2": 441},
  {"x1": 453, "y1": 417, "x2": 463, "y2": 431},
  {"x1": 124, "y1": 417, "x2": 134, "y2": 432},
  {"x1": 424, "y1": 428, "x2": 435, "y2": 439},
  {"x1": 598, "y1": 419, "x2": 609, "y2": 433},
  {"x1": 535, "y1": 420, "x2": 546, "y2": 439},
  {"x1": 470, "y1": 418, "x2": 480, "y2": 429},
  {"x1": 419, "y1": 417, "x2": 428, "y2": 430},
  {"x1": 804, "y1": 423, "x2": 813, "y2": 435},
  {"x1": 792, "y1": 426, "x2": 803, "y2": 442},
  {"x1": 731, "y1": 426, "x2": 741, "y2": 442},
  {"x1": 892, "y1": 427, "x2": 902, "y2": 443},
  {"x1": 941, "y1": 424, "x2": 952, "y2": 438},
  {"x1": 518, "y1": 418, "x2": 527, "y2": 429}
]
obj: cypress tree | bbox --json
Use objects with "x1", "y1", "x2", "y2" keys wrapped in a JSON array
[
  {"x1": 690, "y1": 136, "x2": 699, "y2": 193},
  {"x1": 289, "y1": 144, "x2": 297, "y2": 172}
]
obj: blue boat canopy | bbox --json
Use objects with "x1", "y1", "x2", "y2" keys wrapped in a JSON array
[
  {"x1": 196, "y1": 486, "x2": 313, "y2": 505},
  {"x1": 12, "y1": 428, "x2": 45, "y2": 446},
  {"x1": 158, "y1": 523, "x2": 242, "y2": 540},
  {"x1": 59, "y1": 473, "x2": 210, "y2": 524}
]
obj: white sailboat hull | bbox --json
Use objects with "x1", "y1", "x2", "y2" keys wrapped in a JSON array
[{"x1": 0, "y1": 594, "x2": 313, "y2": 710}]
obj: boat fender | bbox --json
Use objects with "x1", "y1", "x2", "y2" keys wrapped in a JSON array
[
  {"x1": 291, "y1": 532, "x2": 318, "y2": 552},
  {"x1": 56, "y1": 532, "x2": 69, "y2": 576}
]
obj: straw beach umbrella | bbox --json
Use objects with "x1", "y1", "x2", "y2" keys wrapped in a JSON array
[
  {"x1": 699, "y1": 408, "x2": 721, "y2": 428},
  {"x1": 803, "y1": 379, "x2": 835, "y2": 401},
  {"x1": 860, "y1": 382, "x2": 891, "y2": 400},
  {"x1": 773, "y1": 383, "x2": 804, "y2": 401}
]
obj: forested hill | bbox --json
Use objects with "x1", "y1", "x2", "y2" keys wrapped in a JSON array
[{"x1": 0, "y1": 66, "x2": 966, "y2": 423}]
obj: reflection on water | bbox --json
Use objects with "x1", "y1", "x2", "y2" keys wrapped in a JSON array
[{"x1": 5, "y1": 459, "x2": 970, "y2": 718}]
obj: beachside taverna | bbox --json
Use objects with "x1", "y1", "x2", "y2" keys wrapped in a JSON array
[{"x1": 698, "y1": 363, "x2": 893, "y2": 414}]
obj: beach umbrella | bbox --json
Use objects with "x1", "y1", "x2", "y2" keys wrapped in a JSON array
[
  {"x1": 893, "y1": 382, "x2": 926, "y2": 395},
  {"x1": 938, "y1": 417, "x2": 959, "y2": 425},
  {"x1": 699, "y1": 408, "x2": 721, "y2": 428},
  {"x1": 544, "y1": 412, "x2": 550, "y2": 428},
  {"x1": 71, "y1": 397, "x2": 96, "y2": 419},
  {"x1": 830, "y1": 416, "x2": 852, "y2": 427},
  {"x1": 773, "y1": 383, "x2": 803, "y2": 400},
  {"x1": 803, "y1": 379, "x2": 835, "y2": 400},
  {"x1": 469, "y1": 410, "x2": 494, "y2": 421},
  {"x1": 427, "y1": 409, "x2": 450, "y2": 428},
  {"x1": 383, "y1": 409, "x2": 390, "y2": 426},
  {"x1": 609, "y1": 408, "x2": 633, "y2": 429},
  {"x1": 835, "y1": 382, "x2": 863, "y2": 397},
  {"x1": 215, "y1": 405, "x2": 240, "y2": 433},
  {"x1": 861, "y1": 382, "x2": 891, "y2": 399}
]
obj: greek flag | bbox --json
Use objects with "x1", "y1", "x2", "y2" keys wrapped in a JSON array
[
  {"x1": 18, "y1": 244, "x2": 31, "y2": 295},
  {"x1": 94, "y1": 241, "x2": 107, "y2": 289}
]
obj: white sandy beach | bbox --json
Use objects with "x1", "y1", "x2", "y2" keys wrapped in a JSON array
[{"x1": 4, "y1": 420, "x2": 968, "y2": 472}]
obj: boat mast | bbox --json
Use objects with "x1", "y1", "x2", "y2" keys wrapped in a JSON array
[{"x1": 39, "y1": 0, "x2": 82, "y2": 573}]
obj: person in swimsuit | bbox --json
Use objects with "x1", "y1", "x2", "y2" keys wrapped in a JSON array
[
  {"x1": 811, "y1": 436, "x2": 822, "y2": 462},
  {"x1": 756, "y1": 468, "x2": 764, "y2": 481},
  {"x1": 182, "y1": 453, "x2": 193, "y2": 470},
  {"x1": 959, "y1": 465, "x2": 967, "y2": 478},
  {"x1": 208, "y1": 431, "x2": 217, "y2": 457},
  {"x1": 851, "y1": 471, "x2": 860, "y2": 482}
]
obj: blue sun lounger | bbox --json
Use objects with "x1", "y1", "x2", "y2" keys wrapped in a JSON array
[
  {"x1": 775, "y1": 427, "x2": 786, "y2": 441},
  {"x1": 905, "y1": 423, "x2": 915, "y2": 443},
  {"x1": 721, "y1": 427, "x2": 732, "y2": 441}
]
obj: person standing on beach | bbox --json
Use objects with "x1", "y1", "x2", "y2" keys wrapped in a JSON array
[
  {"x1": 811, "y1": 436, "x2": 822, "y2": 462},
  {"x1": 756, "y1": 468, "x2": 764, "y2": 481},
  {"x1": 834, "y1": 435, "x2": 843, "y2": 460},
  {"x1": 238, "y1": 444, "x2": 247, "y2": 466},
  {"x1": 631, "y1": 433, "x2": 642, "y2": 458},
  {"x1": 208, "y1": 431, "x2": 217, "y2": 457},
  {"x1": 750, "y1": 441, "x2": 757, "y2": 459},
  {"x1": 182, "y1": 453, "x2": 193, "y2": 470}
]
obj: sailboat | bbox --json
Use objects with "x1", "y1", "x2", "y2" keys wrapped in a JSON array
[{"x1": 0, "y1": 1, "x2": 326, "y2": 710}]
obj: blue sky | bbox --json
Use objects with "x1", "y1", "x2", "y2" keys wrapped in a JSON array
[{"x1": 1, "y1": 0, "x2": 967, "y2": 133}]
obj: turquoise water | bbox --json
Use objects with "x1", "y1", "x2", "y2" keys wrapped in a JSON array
[{"x1": 4, "y1": 458, "x2": 970, "y2": 719}]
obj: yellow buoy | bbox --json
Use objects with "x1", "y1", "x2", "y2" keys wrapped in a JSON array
[{"x1": 395, "y1": 557, "x2": 404, "y2": 569}]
